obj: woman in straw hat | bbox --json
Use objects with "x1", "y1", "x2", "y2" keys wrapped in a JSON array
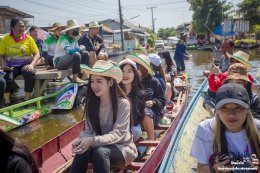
[
  {"x1": 53, "y1": 19, "x2": 84, "y2": 82},
  {"x1": 118, "y1": 58, "x2": 145, "y2": 142},
  {"x1": 70, "y1": 60, "x2": 137, "y2": 173},
  {"x1": 223, "y1": 63, "x2": 260, "y2": 119},
  {"x1": 191, "y1": 83, "x2": 260, "y2": 172},
  {"x1": 42, "y1": 23, "x2": 64, "y2": 69},
  {"x1": 126, "y1": 53, "x2": 166, "y2": 140},
  {"x1": 78, "y1": 21, "x2": 108, "y2": 67}
]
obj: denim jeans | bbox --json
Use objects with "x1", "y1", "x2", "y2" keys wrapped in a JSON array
[
  {"x1": 174, "y1": 57, "x2": 185, "y2": 71},
  {"x1": 70, "y1": 145, "x2": 125, "y2": 173},
  {"x1": 0, "y1": 77, "x2": 5, "y2": 107}
]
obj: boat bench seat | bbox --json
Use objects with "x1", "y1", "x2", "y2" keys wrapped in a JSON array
[{"x1": 33, "y1": 68, "x2": 73, "y2": 97}]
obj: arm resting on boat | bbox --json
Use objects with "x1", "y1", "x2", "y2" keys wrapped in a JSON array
[{"x1": 92, "y1": 100, "x2": 131, "y2": 147}]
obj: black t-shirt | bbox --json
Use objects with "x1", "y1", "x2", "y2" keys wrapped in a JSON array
[
  {"x1": 78, "y1": 33, "x2": 105, "y2": 55},
  {"x1": 0, "y1": 153, "x2": 33, "y2": 173}
]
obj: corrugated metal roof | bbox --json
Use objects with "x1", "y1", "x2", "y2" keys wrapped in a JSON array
[{"x1": 0, "y1": 6, "x2": 34, "y2": 18}]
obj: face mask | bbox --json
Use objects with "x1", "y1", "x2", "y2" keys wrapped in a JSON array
[{"x1": 72, "y1": 30, "x2": 79, "y2": 36}]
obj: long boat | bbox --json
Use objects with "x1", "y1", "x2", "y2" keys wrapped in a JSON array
[{"x1": 29, "y1": 74, "x2": 189, "y2": 173}]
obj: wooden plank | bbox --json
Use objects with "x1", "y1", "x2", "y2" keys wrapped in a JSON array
[{"x1": 135, "y1": 140, "x2": 160, "y2": 147}]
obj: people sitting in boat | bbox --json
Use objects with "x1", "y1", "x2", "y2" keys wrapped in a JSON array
[
  {"x1": 174, "y1": 32, "x2": 189, "y2": 73},
  {"x1": 29, "y1": 26, "x2": 43, "y2": 58},
  {"x1": 70, "y1": 60, "x2": 137, "y2": 173},
  {"x1": 190, "y1": 83, "x2": 260, "y2": 173},
  {"x1": 127, "y1": 53, "x2": 166, "y2": 140},
  {"x1": 203, "y1": 51, "x2": 253, "y2": 115},
  {"x1": 77, "y1": 24, "x2": 89, "y2": 40},
  {"x1": 53, "y1": 19, "x2": 84, "y2": 83},
  {"x1": 223, "y1": 63, "x2": 260, "y2": 119},
  {"x1": 0, "y1": 17, "x2": 40, "y2": 106},
  {"x1": 78, "y1": 21, "x2": 108, "y2": 67},
  {"x1": 0, "y1": 129, "x2": 39, "y2": 173},
  {"x1": 0, "y1": 75, "x2": 5, "y2": 108},
  {"x1": 42, "y1": 23, "x2": 63, "y2": 70},
  {"x1": 148, "y1": 53, "x2": 173, "y2": 101},
  {"x1": 118, "y1": 58, "x2": 144, "y2": 142}
]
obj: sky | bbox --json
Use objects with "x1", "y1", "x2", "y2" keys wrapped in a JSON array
[{"x1": 1, "y1": 0, "x2": 243, "y2": 31}]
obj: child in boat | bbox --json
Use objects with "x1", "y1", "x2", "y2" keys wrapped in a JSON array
[
  {"x1": 42, "y1": 23, "x2": 63, "y2": 70},
  {"x1": 0, "y1": 17, "x2": 40, "y2": 105},
  {"x1": 0, "y1": 130, "x2": 38, "y2": 173},
  {"x1": 190, "y1": 83, "x2": 260, "y2": 172},
  {"x1": 119, "y1": 58, "x2": 144, "y2": 142},
  {"x1": 53, "y1": 19, "x2": 85, "y2": 83},
  {"x1": 223, "y1": 63, "x2": 260, "y2": 119},
  {"x1": 70, "y1": 60, "x2": 137, "y2": 173},
  {"x1": 127, "y1": 53, "x2": 166, "y2": 140}
]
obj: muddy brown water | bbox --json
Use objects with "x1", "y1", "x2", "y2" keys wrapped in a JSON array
[{"x1": 9, "y1": 48, "x2": 260, "y2": 150}]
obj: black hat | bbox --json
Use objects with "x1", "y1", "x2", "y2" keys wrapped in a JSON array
[
  {"x1": 215, "y1": 83, "x2": 250, "y2": 110},
  {"x1": 178, "y1": 32, "x2": 188, "y2": 38}
]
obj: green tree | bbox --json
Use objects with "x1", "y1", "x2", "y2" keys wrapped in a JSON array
[
  {"x1": 238, "y1": 0, "x2": 260, "y2": 31},
  {"x1": 147, "y1": 30, "x2": 157, "y2": 47},
  {"x1": 188, "y1": 0, "x2": 231, "y2": 42},
  {"x1": 157, "y1": 27, "x2": 177, "y2": 40}
]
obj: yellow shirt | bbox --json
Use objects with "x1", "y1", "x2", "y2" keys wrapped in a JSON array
[{"x1": 0, "y1": 34, "x2": 39, "y2": 66}]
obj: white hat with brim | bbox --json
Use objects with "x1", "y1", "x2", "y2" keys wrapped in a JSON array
[
  {"x1": 118, "y1": 58, "x2": 137, "y2": 69},
  {"x1": 89, "y1": 21, "x2": 103, "y2": 29},
  {"x1": 126, "y1": 53, "x2": 153, "y2": 75},
  {"x1": 79, "y1": 24, "x2": 89, "y2": 32},
  {"x1": 61, "y1": 19, "x2": 80, "y2": 34},
  {"x1": 80, "y1": 60, "x2": 122, "y2": 83},
  {"x1": 226, "y1": 51, "x2": 252, "y2": 69},
  {"x1": 48, "y1": 23, "x2": 65, "y2": 32},
  {"x1": 148, "y1": 54, "x2": 161, "y2": 67}
]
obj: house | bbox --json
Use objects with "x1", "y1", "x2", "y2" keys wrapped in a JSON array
[
  {"x1": 0, "y1": 6, "x2": 33, "y2": 34},
  {"x1": 100, "y1": 19, "x2": 149, "y2": 50}
]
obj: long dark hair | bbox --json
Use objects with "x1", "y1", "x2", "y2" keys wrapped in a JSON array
[
  {"x1": 119, "y1": 63, "x2": 143, "y2": 93},
  {"x1": 0, "y1": 130, "x2": 38, "y2": 173},
  {"x1": 10, "y1": 17, "x2": 24, "y2": 35},
  {"x1": 84, "y1": 75, "x2": 128, "y2": 135}
]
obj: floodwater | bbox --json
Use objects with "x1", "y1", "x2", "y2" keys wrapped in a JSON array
[{"x1": 9, "y1": 48, "x2": 260, "y2": 150}]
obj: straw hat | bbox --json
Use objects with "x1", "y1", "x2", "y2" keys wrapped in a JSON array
[
  {"x1": 126, "y1": 53, "x2": 153, "y2": 74},
  {"x1": 88, "y1": 21, "x2": 102, "y2": 29},
  {"x1": 226, "y1": 51, "x2": 252, "y2": 69},
  {"x1": 61, "y1": 19, "x2": 80, "y2": 33},
  {"x1": 48, "y1": 23, "x2": 64, "y2": 32},
  {"x1": 79, "y1": 24, "x2": 89, "y2": 32},
  {"x1": 80, "y1": 60, "x2": 122, "y2": 83},
  {"x1": 223, "y1": 63, "x2": 251, "y2": 84},
  {"x1": 178, "y1": 32, "x2": 188, "y2": 38}
]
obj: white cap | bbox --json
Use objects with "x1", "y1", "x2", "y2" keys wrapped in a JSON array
[
  {"x1": 118, "y1": 58, "x2": 137, "y2": 69},
  {"x1": 148, "y1": 54, "x2": 161, "y2": 67}
]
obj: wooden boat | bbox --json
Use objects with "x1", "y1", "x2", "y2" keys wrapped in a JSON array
[
  {"x1": 29, "y1": 74, "x2": 189, "y2": 173},
  {"x1": 0, "y1": 82, "x2": 82, "y2": 132}
]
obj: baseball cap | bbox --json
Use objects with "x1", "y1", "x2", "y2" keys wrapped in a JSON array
[
  {"x1": 215, "y1": 83, "x2": 250, "y2": 110},
  {"x1": 118, "y1": 58, "x2": 137, "y2": 69},
  {"x1": 148, "y1": 54, "x2": 161, "y2": 67}
]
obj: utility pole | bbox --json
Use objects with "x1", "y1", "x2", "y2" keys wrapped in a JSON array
[
  {"x1": 118, "y1": 0, "x2": 124, "y2": 51},
  {"x1": 147, "y1": 6, "x2": 157, "y2": 33}
]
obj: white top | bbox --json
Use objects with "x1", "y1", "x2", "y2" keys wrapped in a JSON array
[{"x1": 190, "y1": 118, "x2": 260, "y2": 164}]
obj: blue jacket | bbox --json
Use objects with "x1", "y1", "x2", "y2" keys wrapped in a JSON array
[{"x1": 174, "y1": 39, "x2": 187, "y2": 60}]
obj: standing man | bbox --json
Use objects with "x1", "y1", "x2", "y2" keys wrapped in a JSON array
[
  {"x1": 218, "y1": 39, "x2": 234, "y2": 73},
  {"x1": 173, "y1": 32, "x2": 189, "y2": 73},
  {"x1": 78, "y1": 21, "x2": 108, "y2": 67}
]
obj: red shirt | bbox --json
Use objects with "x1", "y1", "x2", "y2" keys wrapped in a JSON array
[{"x1": 208, "y1": 72, "x2": 254, "y2": 92}]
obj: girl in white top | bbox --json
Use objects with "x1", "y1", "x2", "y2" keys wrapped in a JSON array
[
  {"x1": 70, "y1": 60, "x2": 137, "y2": 173},
  {"x1": 190, "y1": 83, "x2": 260, "y2": 173}
]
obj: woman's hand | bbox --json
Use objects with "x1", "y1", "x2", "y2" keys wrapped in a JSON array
[
  {"x1": 252, "y1": 154, "x2": 259, "y2": 170},
  {"x1": 213, "y1": 155, "x2": 232, "y2": 173},
  {"x1": 72, "y1": 137, "x2": 94, "y2": 154},
  {"x1": 145, "y1": 100, "x2": 155, "y2": 108},
  {"x1": 23, "y1": 64, "x2": 34, "y2": 72}
]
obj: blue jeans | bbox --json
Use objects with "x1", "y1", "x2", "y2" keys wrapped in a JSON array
[
  {"x1": 70, "y1": 145, "x2": 125, "y2": 173},
  {"x1": 0, "y1": 77, "x2": 5, "y2": 107},
  {"x1": 174, "y1": 57, "x2": 185, "y2": 71}
]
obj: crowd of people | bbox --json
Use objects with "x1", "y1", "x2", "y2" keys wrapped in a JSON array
[{"x1": 0, "y1": 17, "x2": 259, "y2": 173}]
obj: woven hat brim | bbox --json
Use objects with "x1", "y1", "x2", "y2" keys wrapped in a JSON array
[
  {"x1": 227, "y1": 52, "x2": 252, "y2": 69},
  {"x1": 126, "y1": 54, "x2": 153, "y2": 75},
  {"x1": 223, "y1": 74, "x2": 251, "y2": 84},
  {"x1": 61, "y1": 25, "x2": 80, "y2": 34},
  {"x1": 80, "y1": 64, "x2": 122, "y2": 83},
  {"x1": 89, "y1": 24, "x2": 103, "y2": 29},
  {"x1": 48, "y1": 26, "x2": 65, "y2": 32}
]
